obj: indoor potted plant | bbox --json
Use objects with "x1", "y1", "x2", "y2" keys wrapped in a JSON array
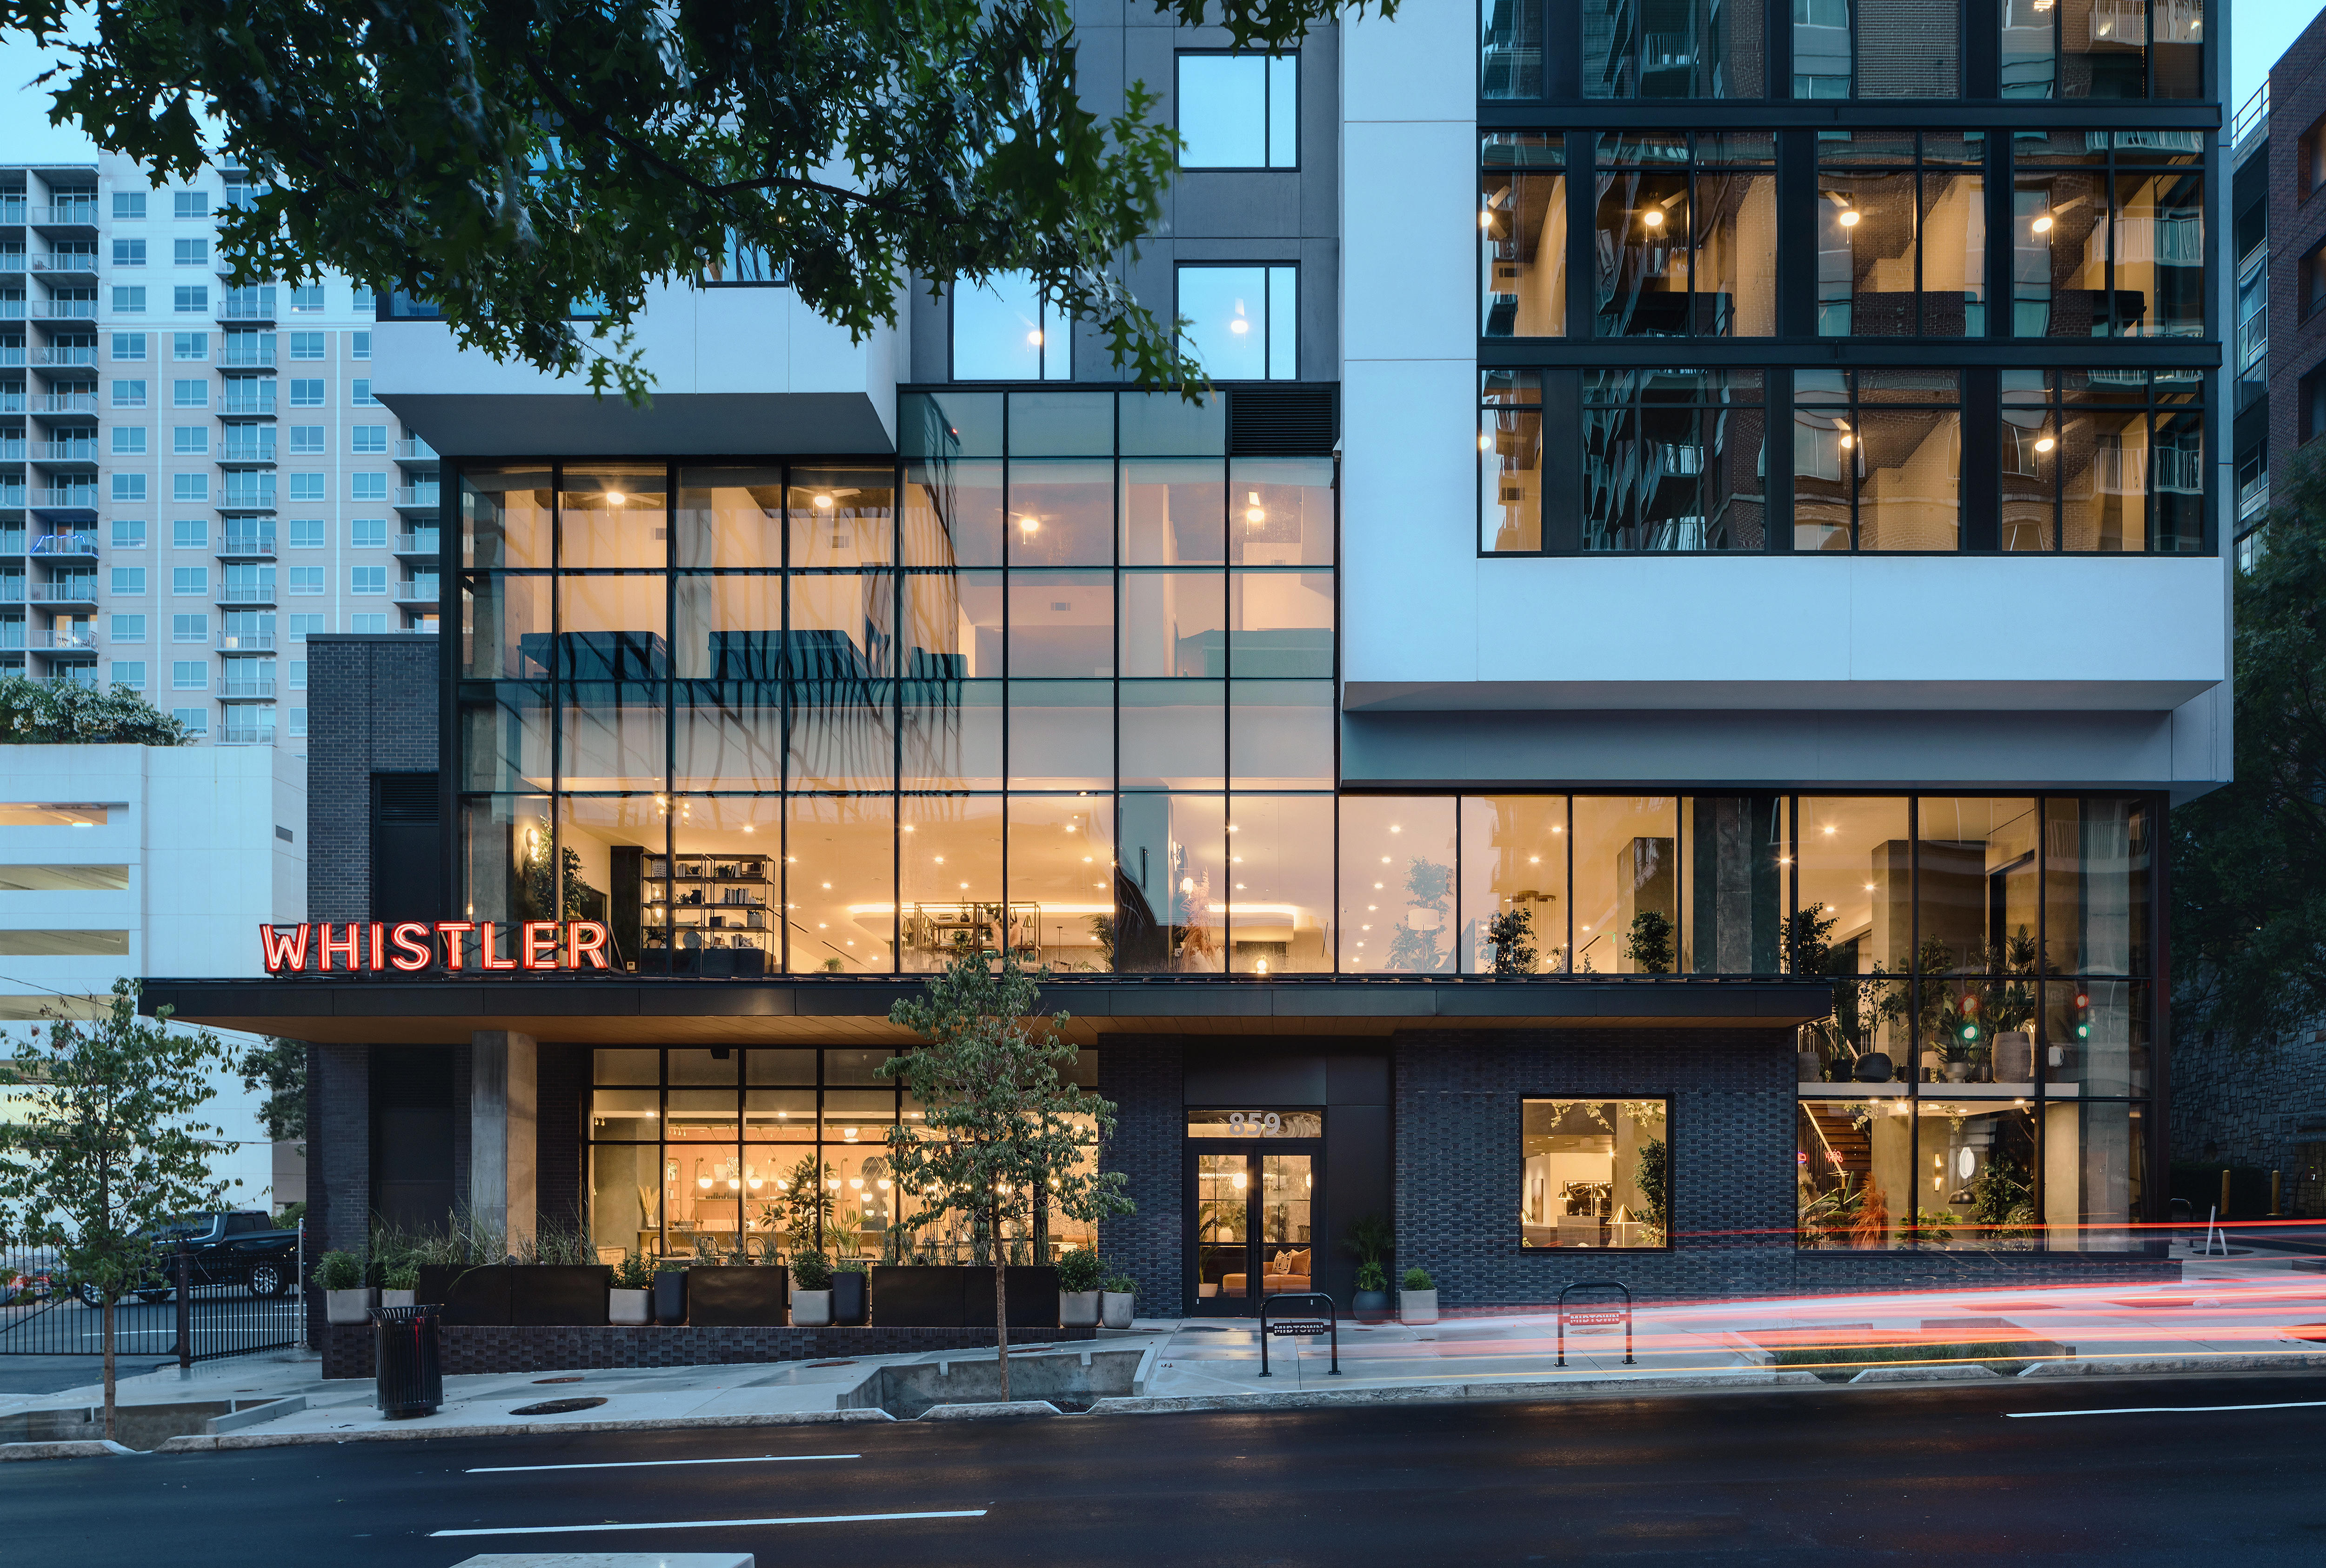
[
  {"x1": 380, "y1": 1259, "x2": 419, "y2": 1310},
  {"x1": 1398, "y1": 1266, "x2": 1438, "y2": 1326},
  {"x1": 1098, "y1": 1265, "x2": 1137, "y2": 1330},
  {"x1": 1056, "y1": 1247, "x2": 1103, "y2": 1327},
  {"x1": 608, "y1": 1250, "x2": 655, "y2": 1325},
  {"x1": 830, "y1": 1256, "x2": 870, "y2": 1326},
  {"x1": 1346, "y1": 1212, "x2": 1393, "y2": 1323},
  {"x1": 790, "y1": 1249, "x2": 833, "y2": 1327},
  {"x1": 317, "y1": 1250, "x2": 374, "y2": 1324}
]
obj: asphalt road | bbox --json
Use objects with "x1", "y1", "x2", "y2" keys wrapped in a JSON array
[{"x1": 9, "y1": 1373, "x2": 2326, "y2": 1566}]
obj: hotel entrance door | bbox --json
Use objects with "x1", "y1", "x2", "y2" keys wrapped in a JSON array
[{"x1": 1191, "y1": 1149, "x2": 1318, "y2": 1315}]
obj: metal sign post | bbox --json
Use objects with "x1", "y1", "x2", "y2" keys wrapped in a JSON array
[
  {"x1": 1259, "y1": 1291, "x2": 1340, "y2": 1377},
  {"x1": 1556, "y1": 1280, "x2": 1633, "y2": 1367}
]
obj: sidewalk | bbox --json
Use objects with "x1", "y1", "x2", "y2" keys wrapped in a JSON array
[{"x1": 10, "y1": 1244, "x2": 2326, "y2": 1454}]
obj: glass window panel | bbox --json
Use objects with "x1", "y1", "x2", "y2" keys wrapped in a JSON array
[
  {"x1": 745, "y1": 1048, "x2": 818, "y2": 1085},
  {"x1": 589, "y1": 1087, "x2": 661, "y2": 1140},
  {"x1": 2060, "y1": 393, "x2": 2146, "y2": 551},
  {"x1": 1791, "y1": 381, "x2": 1852, "y2": 551},
  {"x1": 824, "y1": 1048, "x2": 896, "y2": 1086},
  {"x1": 674, "y1": 687, "x2": 781, "y2": 791},
  {"x1": 561, "y1": 672, "x2": 666, "y2": 794},
  {"x1": 1583, "y1": 0, "x2": 1764, "y2": 98},
  {"x1": 1819, "y1": 170, "x2": 1913, "y2": 338},
  {"x1": 1008, "y1": 570, "x2": 1115, "y2": 677},
  {"x1": 1339, "y1": 796, "x2": 1457, "y2": 974},
  {"x1": 1854, "y1": 405, "x2": 1960, "y2": 550},
  {"x1": 1120, "y1": 679, "x2": 1225, "y2": 790},
  {"x1": 1116, "y1": 793, "x2": 1227, "y2": 972},
  {"x1": 669, "y1": 1048, "x2": 740, "y2": 1086},
  {"x1": 1230, "y1": 680, "x2": 1333, "y2": 790},
  {"x1": 1999, "y1": 0, "x2": 2055, "y2": 98},
  {"x1": 1595, "y1": 167, "x2": 1690, "y2": 335},
  {"x1": 1007, "y1": 390, "x2": 1113, "y2": 455},
  {"x1": 1119, "y1": 391, "x2": 1226, "y2": 456},
  {"x1": 1481, "y1": 169, "x2": 1566, "y2": 338},
  {"x1": 1791, "y1": 0, "x2": 1852, "y2": 100},
  {"x1": 1857, "y1": 0, "x2": 1958, "y2": 97},
  {"x1": 2014, "y1": 169, "x2": 2103, "y2": 337},
  {"x1": 2062, "y1": 1, "x2": 2150, "y2": 99},
  {"x1": 461, "y1": 794, "x2": 552, "y2": 925},
  {"x1": 786, "y1": 682, "x2": 894, "y2": 791},
  {"x1": 2112, "y1": 171, "x2": 2202, "y2": 339},
  {"x1": 1266, "y1": 267, "x2": 1296, "y2": 379},
  {"x1": 2151, "y1": 2, "x2": 2202, "y2": 99},
  {"x1": 667, "y1": 796, "x2": 779, "y2": 975},
  {"x1": 1007, "y1": 459, "x2": 1113, "y2": 566},
  {"x1": 1693, "y1": 173, "x2": 1777, "y2": 335},
  {"x1": 1905, "y1": 1101, "x2": 2040, "y2": 1248},
  {"x1": 1121, "y1": 570, "x2": 1227, "y2": 678},
  {"x1": 900, "y1": 794, "x2": 1006, "y2": 971},
  {"x1": 1231, "y1": 458, "x2": 1335, "y2": 566},
  {"x1": 1914, "y1": 796, "x2": 2039, "y2": 980},
  {"x1": 670, "y1": 574, "x2": 780, "y2": 681},
  {"x1": 1460, "y1": 795, "x2": 1570, "y2": 974},
  {"x1": 675, "y1": 467, "x2": 783, "y2": 569},
  {"x1": 788, "y1": 467, "x2": 896, "y2": 567},
  {"x1": 462, "y1": 467, "x2": 552, "y2": 570},
  {"x1": 1482, "y1": 402, "x2": 1543, "y2": 553},
  {"x1": 899, "y1": 391, "x2": 1006, "y2": 460},
  {"x1": 595, "y1": 1048, "x2": 661, "y2": 1084},
  {"x1": 788, "y1": 573, "x2": 894, "y2": 679},
  {"x1": 1999, "y1": 373, "x2": 2055, "y2": 551},
  {"x1": 1798, "y1": 1097, "x2": 1909, "y2": 1249},
  {"x1": 786, "y1": 795, "x2": 896, "y2": 973},
  {"x1": 902, "y1": 568, "x2": 1003, "y2": 679},
  {"x1": 1796, "y1": 795, "x2": 1913, "y2": 977},
  {"x1": 666, "y1": 1088, "x2": 739, "y2": 1152},
  {"x1": 557, "y1": 572, "x2": 668, "y2": 679},
  {"x1": 560, "y1": 795, "x2": 655, "y2": 955},
  {"x1": 1483, "y1": 0, "x2": 1546, "y2": 99},
  {"x1": 901, "y1": 678, "x2": 1003, "y2": 791},
  {"x1": 1223, "y1": 794, "x2": 1334, "y2": 974},
  {"x1": 2045, "y1": 1098, "x2": 2145, "y2": 1251},
  {"x1": 953, "y1": 272, "x2": 1052, "y2": 380},
  {"x1": 1177, "y1": 53, "x2": 1267, "y2": 168},
  {"x1": 589, "y1": 1142, "x2": 662, "y2": 1261},
  {"x1": 1571, "y1": 796, "x2": 1679, "y2": 974},
  {"x1": 1921, "y1": 171, "x2": 1985, "y2": 336},
  {"x1": 1178, "y1": 265, "x2": 1271, "y2": 381},
  {"x1": 2151, "y1": 407, "x2": 2202, "y2": 553},
  {"x1": 1008, "y1": 681, "x2": 1114, "y2": 790},
  {"x1": 902, "y1": 459, "x2": 1004, "y2": 568},
  {"x1": 1229, "y1": 570, "x2": 1332, "y2": 676},
  {"x1": 2042, "y1": 797, "x2": 2150, "y2": 976},
  {"x1": 463, "y1": 573, "x2": 550, "y2": 680},
  {"x1": 460, "y1": 682, "x2": 551, "y2": 792},
  {"x1": 1121, "y1": 459, "x2": 1224, "y2": 566},
  {"x1": 560, "y1": 466, "x2": 668, "y2": 570},
  {"x1": 1521, "y1": 1099, "x2": 1670, "y2": 1248},
  {"x1": 824, "y1": 1141, "x2": 902, "y2": 1263},
  {"x1": 1007, "y1": 794, "x2": 1116, "y2": 971}
]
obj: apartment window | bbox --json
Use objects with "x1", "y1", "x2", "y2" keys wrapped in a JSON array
[
  {"x1": 170, "y1": 332, "x2": 207, "y2": 361},
  {"x1": 111, "y1": 474, "x2": 147, "y2": 503},
  {"x1": 351, "y1": 285, "x2": 375, "y2": 313},
  {"x1": 173, "y1": 285, "x2": 208, "y2": 314},
  {"x1": 172, "y1": 519, "x2": 208, "y2": 550},
  {"x1": 172, "y1": 473, "x2": 210, "y2": 504},
  {"x1": 351, "y1": 472, "x2": 387, "y2": 501},
  {"x1": 350, "y1": 612, "x2": 388, "y2": 634},
  {"x1": 112, "y1": 427, "x2": 147, "y2": 457},
  {"x1": 1816, "y1": 132, "x2": 1985, "y2": 337},
  {"x1": 1481, "y1": 133, "x2": 1568, "y2": 337},
  {"x1": 171, "y1": 379, "x2": 207, "y2": 409},
  {"x1": 1792, "y1": 0, "x2": 1960, "y2": 100},
  {"x1": 289, "y1": 708, "x2": 307, "y2": 738},
  {"x1": 2014, "y1": 130, "x2": 2203, "y2": 340},
  {"x1": 1177, "y1": 264, "x2": 1297, "y2": 380},
  {"x1": 289, "y1": 613, "x2": 324, "y2": 639},
  {"x1": 172, "y1": 191, "x2": 208, "y2": 219},
  {"x1": 111, "y1": 285, "x2": 146, "y2": 314},
  {"x1": 111, "y1": 613, "x2": 145, "y2": 641},
  {"x1": 1597, "y1": 132, "x2": 1779, "y2": 338},
  {"x1": 1176, "y1": 53, "x2": 1297, "y2": 169},
  {"x1": 171, "y1": 613, "x2": 207, "y2": 642},
  {"x1": 351, "y1": 379, "x2": 377, "y2": 406},
  {"x1": 110, "y1": 519, "x2": 146, "y2": 548},
  {"x1": 1520, "y1": 1099, "x2": 1670, "y2": 1248},
  {"x1": 350, "y1": 331, "x2": 370, "y2": 360},
  {"x1": 288, "y1": 566, "x2": 324, "y2": 595},
  {"x1": 172, "y1": 238, "x2": 209, "y2": 267},
  {"x1": 110, "y1": 661, "x2": 144, "y2": 688},
  {"x1": 171, "y1": 566, "x2": 208, "y2": 596},
  {"x1": 171, "y1": 660, "x2": 207, "y2": 691},
  {"x1": 112, "y1": 238, "x2": 145, "y2": 267},
  {"x1": 113, "y1": 192, "x2": 145, "y2": 220},
  {"x1": 1795, "y1": 369, "x2": 1960, "y2": 550},
  {"x1": 287, "y1": 330, "x2": 325, "y2": 360},
  {"x1": 952, "y1": 272, "x2": 1069, "y2": 381},
  {"x1": 351, "y1": 565, "x2": 387, "y2": 595},
  {"x1": 289, "y1": 284, "x2": 324, "y2": 312},
  {"x1": 350, "y1": 517, "x2": 387, "y2": 549},
  {"x1": 110, "y1": 332, "x2": 145, "y2": 361},
  {"x1": 287, "y1": 474, "x2": 324, "y2": 503},
  {"x1": 112, "y1": 379, "x2": 147, "y2": 408},
  {"x1": 1587, "y1": 0, "x2": 1766, "y2": 99},
  {"x1": 172, "y1": 707, "x2": 207, "y2": 734},
  {"x1": 288, "y1": 425, "x2": 324, "y2": 456},
  {"x1": 1999, "y1": 0, "x2": 2200, "y2": 101},
  {"x1": 109, "y1": 567, "x2": 146, "y2": 596},
  {"x1": 287, "y1": 660, "x2": 307, "y2": 690},
  {"x1": 2305, "y1": 241, "x2": 2326, "y2": 324},
  {"x1": 350, "y1": 424, "x2": 387, "y2": 454},
  {"x1": 288, "y1": 379, "x2": 323, "y2": 407},
  {"x1": 287, "y1": 519, "x2": 324, "y2": 549},
  {"x1": 172, "y1": 426, "x2": 208, "y2": 455}
]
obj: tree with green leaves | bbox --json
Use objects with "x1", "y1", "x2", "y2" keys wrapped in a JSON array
[
  {"x1": 0, "y1": 981, "x2": 232, "y2": 1440},
  {"x1": 2172, "y1": 453, "x2": 2326, "y2": 1051},
  {"x1": 0, "y1": 673, "x2": 190, "y2": 746},
  {"x1": 235, "y1": 1037, "x2": 307, "y2": 1144},
  {"x1": 883, "y1": 954, "x2": 1131, "y2": 1402},
  {"x1": 5, "y1": 0, "x2": 1390, "y2": 402}
]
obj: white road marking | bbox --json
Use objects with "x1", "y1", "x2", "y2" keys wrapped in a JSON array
[
  {"x1": 432, "y1": 1509, "x2": 987, "y2": 1537},
  {"x1": 467, "y1": 1453, "x2": 858, "y2": 1474},
  {"x1": 2006, "y1": 1401, "x2": 2326, "y2": 1419}
]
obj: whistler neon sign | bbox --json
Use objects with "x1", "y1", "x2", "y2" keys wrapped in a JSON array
[{"x1": 260, "y1": 921, "x2": 613, "y2": 974}]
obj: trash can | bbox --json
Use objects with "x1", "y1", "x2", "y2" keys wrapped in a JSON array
[{"x1": 371, "y1": 1303, "x2": 443, "y2": 1418}]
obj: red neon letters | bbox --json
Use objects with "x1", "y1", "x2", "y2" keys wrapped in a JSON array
[{"x1": 258, "y1": 921, "x2": 614, "y2": 974}]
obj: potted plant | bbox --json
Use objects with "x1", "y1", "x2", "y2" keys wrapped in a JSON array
[
  {"x1": 1056, "y1": 1247, "x2": 1103, "y2": 1327},
  {"x1": 1099, "y1": 1266, "x2": 1137, "y2": 1330},
  {"x1": 608, "y1": 1250, "x2": 655, "y2": 1325},
  {"x1": 831, "y1": 1257, "x2": 870, "y2": 1326},
  {"x1": 1345, "y1": 1212, "x2": 1393, "y2": 1323},
  {"x1": 380, "y1": 1259, "x2": 419, "y2": 1310},
  {"x1": 316, "y1": 1250, "x2": 374, "y2": 1324},
  {"x1": 790, "y1": 1249, "x2": 833, "y2": 1326},
  {"x1": 1399, "y1": 1266, "x2": 1438, "y2": 1327}
]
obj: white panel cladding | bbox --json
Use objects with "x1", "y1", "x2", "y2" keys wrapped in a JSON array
[
  {"x1": 1342, "y1": 358, "x2": 1478, "y2": 686},
  {"x1": 1344, "y1": 0, "x2": 1477, "y2": 123}
]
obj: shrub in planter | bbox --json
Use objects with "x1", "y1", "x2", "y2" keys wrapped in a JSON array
[
  {"x1": 415, "y1": 1263, "x2": 514, "y2": 1326},
  {"x1": 1351, "y1": 1261, "x2": 1391, "y2": 1324},
  {"x1": 1057, "y1": 1248, "x2": 1103, "y2": 1327},
  {"x1": 381, "y1": 1260, "x2": 420, "y2": 1310},
  {"x1": 790, "y1": 1250, "x2": 833, "y2": 1328},
  {"x1": 609, "y1": 1251, "x2": 655, "y2": 1325},
  {"x1": 831, "y1": 1258, "x2": 869, "y2": 1326},
  {"x1": 317, "y1": 1250, "x2": 376, "y2": 1324},
  {"x1": 1398, "y1": 1266, "x2": 1439, "y2": 1327},
  {"x1": 1099, "y1": 1266, "x2": 1137, "y2": 1330}
]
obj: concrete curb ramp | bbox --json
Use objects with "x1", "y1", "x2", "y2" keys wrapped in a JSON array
[{"x1": 0, "y1": 1439, "x2": 140, "y2": 1461}]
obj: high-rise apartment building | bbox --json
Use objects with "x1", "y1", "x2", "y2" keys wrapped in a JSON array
[{"x1": 0, "y1": 157, "x2": 438, "y2": 749}]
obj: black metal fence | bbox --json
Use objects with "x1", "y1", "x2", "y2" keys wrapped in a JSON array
[{"x1": 2, "y1": 1239, "x2": 307, "y2": 1363}]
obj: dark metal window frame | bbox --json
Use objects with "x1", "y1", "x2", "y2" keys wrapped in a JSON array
[{"x1": 1517, "y1": 1094, "x2": 1676, "y2": 1252}]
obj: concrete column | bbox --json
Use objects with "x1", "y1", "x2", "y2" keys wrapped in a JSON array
[{"x1": 469, "y1": 1030, "x2": 538, "y2": 1253}]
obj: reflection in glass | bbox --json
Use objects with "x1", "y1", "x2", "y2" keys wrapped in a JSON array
[
  {"x1": 1008, "y1": 460, "x2": 1114, "y2": 567},
  {"x1": 786, "y1": 681, "x2": 893, "y2": 791},
  {"x1": 899, "y1": 794, "x2": 1006, "y2": 972},
  {"x1": 2046, "y1": 1098, "x2": 2145, "y2": 1250},
  {"x1": 953, "y1": 272, "x2": 1067, "y2": 381},
  {"x1": 1914, "y1": 796, "x2": 2039, "y2": 974},
  {"x1": 1521, "y1": 1100, "x2": 1669, "y2": 1248},
  {"x1": 2043, "y1": 797, "x2": 2151, "y2": 976},
  {"x1": 463, "y1": 467, "x2": 552, "y2": 570},
  {"x1": 1121, "y1": 460, "x2": 1224, "y2": 566},
  {"x1": 902, "y1": 459, "x2": 1004, "y2": 568},
  {"x1": 1006, "y1": 794, "x2": 1116, "y2": 970},
  {"x1": 1595, "y1": 162, "x2": 1689, "y2": 335},
  {"x1": 675, "y1": 468, "x2": 782, "y2": 569},
  {"x1": 1571, "y1": 796, "x2": 1678, "y2": 974},
  {"x1": 1229, "y1": 681, "x2": 1333, "y2": 790},
  {"x1": 1481, "y1": 0, "x2": 1544, "y2": 99},
  {"x1": 785, "y1": 794, "x2": 895, "y2": 973},
  {"x1": 1583, "y1": 0, "x2": 1764, "y2": 98},
  {"x1": 1796, "y1": 1097, "x2": 1909, "y2": 1248},
  {"x1": 1230, "y1": 458, "x2": 1335, "y2": 566},
  {"x1": 1225, "y1": 794, "x2": 1334, "y2": 974},
  {"x1": 1481, "y1": 159, "x2": 1566, "y2": 338},
  {"x1": 1007, "y1": 571, "x2": 1114, "y2": 677},
  {"x1": 1339, "y1": 796, "x2": 1456, "y2": 974},
  {"x1": 902, "y1": 569, "x2": 1002, "y2": 679},
  {"x1": 1481, "y1": 374, "x2": 1543, "y2": 553},
  {"x1": 1230, "y1": 571, "x2": 1332, "y2": 675},
  {"x1": 901, "y1": 679, "x2": 1003, "y2": 791},
  {"x1": 460, "y1": 682, "x2": 550, "y2": 792},
  {"x1": 788, "y1": 468, "x2": 896, "y2": 568},
  {"x1": 789, "y1": 573, "x2": 894, "y2": 679},
  {"x1": 1584, "y1": 370, "x2": 1765, "y2": 550},
  {"x1": 1116, "y1": 793, "x2": 1226, "y2": 972},
  {"x1": 1120, "y1": 680, "x2": 1224, "y2": 790},
  {"x1": 463, "y1": 574, "x2": 549, "y2": 680},
  {"x1": 1008, "y1": 681, "x2": 1114, "y2": 790},
  {"x1": 1459, "y1": 795, "x2": 1568, "y2": 973},
  {"x1": 2047, "y1": 978, "x2": 2149, "y2": 1095},
  {"x1": 1121, "y1": 570, "x2": 1227, "y2": 676},
  {"x1": 560, "y1": 466, "x2": 668, "y2": 570}
]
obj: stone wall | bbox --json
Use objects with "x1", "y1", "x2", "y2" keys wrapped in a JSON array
[{"x1": 2171, "y1": 1022, "x2": 2326, "y2": 1215}]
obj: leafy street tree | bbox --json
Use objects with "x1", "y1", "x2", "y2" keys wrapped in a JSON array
[
  {"x1": 2171, "y1": 454, "x2": 2326, "y2": 1051},
  {"x1": 235, "y1": 1037, "x2": 307, "y2": 1144},
  {"x1": 0, "y1": 982, "x2": 233, "y2": 1439},
  {"x1": 883, "y1": 955, "x2": 1131, "y2": 1402},
  {"x1": 0, "y1": 674, "x2": 191, "y2": 746},
  {"x1": 4, "y1": 0, "x2": 1390, "y2": 401}
]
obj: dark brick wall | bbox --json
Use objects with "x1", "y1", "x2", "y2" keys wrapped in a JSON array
[
  {"x1": 2270, "y1": 11, "x2": 2326, "y2": 469},
  {"x1": 1097, "y1": 1035, "x2": 1183, "y2": 1306},
  {"x1": 322, "y1": 1321, "x2": 1098, "y2": 1380},
  {"x1": 306, "y1": 633, "x2": 440, "y2": 924}
]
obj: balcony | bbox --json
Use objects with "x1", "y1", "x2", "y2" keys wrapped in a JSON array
[
  {"x1": 393, "y1": 485, "x2": 440, "y2": 511},
  {"x1": 217, "y1": 723, "x2": 276, "y2": 746},
  {"x1": 0, "y1": 198, "x2": 23, "y2": 225},
  {"x1": 28, "y1": 254, "x2": 96, "y2": 275},
  {"x1": 220, "y1": 386, "x2": 277, "y2": 417},
  {"x1": 0, "y1": 344, "x2": 22, "y2": 367},
  {"x1": 27, "y1": 667, "x2": 100, "y2": 688},
  {"x1": 218, "y1": 678, "x2": 276, "y2": 700},
  {"x1": 392, "y1": 529, "x2": 440, "y2": 558},
  {"x1": 2239, "y1": 313, "x2": 2267, "y2": 377},
  {"x1": 0, "y1": 438, "x2": 23, "y2": 460},
  {"x1": 27, "y1": 203, "x2": 98, "y2": 230},
  {"x1": 216, "y1": 289, "x2": 277, "y2": 323},
  {"x1": 215, "y1": 631, "x2": 275, "y2": 653},
  {"x1": 0, "y1": 483, "x2": 26, "y2": 507},
  {"x1": 0, "y1": 578, "x2": 22, "y2": 605},
  {"x1": 28, "y1": 393, "x2": 97, "y2": 416},
  {"x1": 394, "y1": 576, "x2": 440, "y2": 607},
  {"x1": 28, "y1": 628, "x2": 99, "y2": 653},
  {"x1": 29, "y1": 441, "x2": 97, "y2": 467},
  {"x1": 29, "y1": 346, "x2": 96, "y2": 369},
  {"x1": 215, "y1": 584, "x2": 278, "y2": 607},
  {"x1": 394, "y1": 438, "x2": 438, "y2": 462},
  {"x1": 2239, "y1": 475, "x2": 2271, "y2": 525},
  {"x1": 220, "y1": 438, "x2": 277, "y2": 466},
  {"x1": 28, "y1": 490, "x2": 97, "y2": 512},
  {"x1": 28, "y1": 580, "x2": 99, "y2": 607},
  {"x1": 27, "y1": 533, "x2": 97, "y2": 557},
  {"x1": 218, "y1": 526, "x2": 277, "y2": 559},
  {"x1": 26, "y1": 300, "x2": 96, "y2": 321}
]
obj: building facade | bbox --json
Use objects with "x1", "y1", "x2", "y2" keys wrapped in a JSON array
[
  {"x1": 149, "y1": 0, "x2": 2231, "y2": 1308},
  {"x1": 0, "y1": 157, "x2": 439, "y2": 751}
]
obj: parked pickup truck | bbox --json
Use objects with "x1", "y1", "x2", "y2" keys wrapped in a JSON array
[{"x1": 73, "y1": 1211, "x2": 301, "y2": 1305}]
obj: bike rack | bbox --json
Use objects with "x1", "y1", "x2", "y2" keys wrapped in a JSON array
[
  {"x1": 1556, "y1": 1280, "x2": 1633, "y2": 1367},
  {"x1": 1259, "y1": 1291, "x2": 1340, "y2": 1377}
]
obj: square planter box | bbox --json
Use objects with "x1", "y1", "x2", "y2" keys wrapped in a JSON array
[
  {"x1": 414, "y1": 1264, "x2": 511, "y2": 1327},
  {"x1": 510, "y1": 1264, "x2": 613, "y2": 1326},
  {"x1": 684, "y1": 1266, "x2": 789, "y2": 1328},
  {"x1": 830, "y1": 1270, "x2": 869, "y2": 1326},
  {"x1": 870, "y1": 1265, "x2": 1059, "y2": 1328}
]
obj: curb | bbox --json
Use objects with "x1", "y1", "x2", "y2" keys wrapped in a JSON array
[
  {"x1": 920, "y1": 1400, "x2": 1063, "y2": 1420},
  {"x1": 153, "y1": 1406, "x2": 898, "y2": 1453},
  {"x1": 0, "y1": 1440, "x2": 139, "y2": 1461}
]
